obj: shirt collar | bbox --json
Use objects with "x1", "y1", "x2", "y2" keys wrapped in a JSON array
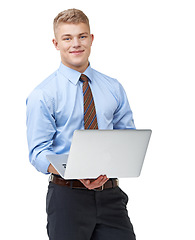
[
  {"x1": 83, "y1": 64, "x2": 93, "y2": 83},
  {"x1": 58, "y1": 62, "x2": 93, "y2": 85}
]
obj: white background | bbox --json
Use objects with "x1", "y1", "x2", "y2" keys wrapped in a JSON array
[{"x1": 0, "y1": 0, "x2": 195, "y2": 239}]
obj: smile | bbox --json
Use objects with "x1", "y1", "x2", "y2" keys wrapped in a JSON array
[{"x1": 70, "y1": 50, "x2": 84, "y2": 55}]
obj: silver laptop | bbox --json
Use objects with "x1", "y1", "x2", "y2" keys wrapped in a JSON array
[{"x1": 46, "y1": 129, "x2": 152, "y2": 179}]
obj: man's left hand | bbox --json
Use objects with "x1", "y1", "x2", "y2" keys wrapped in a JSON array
[{"x1": 79, "y1": 175, "x2": 109, "y2": 190}]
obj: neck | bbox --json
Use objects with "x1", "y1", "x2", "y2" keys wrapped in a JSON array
[{"x1": 61, "y1": 61, "x2": 89, "y2": 73}]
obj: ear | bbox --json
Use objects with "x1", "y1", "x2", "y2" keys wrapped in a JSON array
[
  {"x1": 52, "y1": 38, "x2": 60, "y2": 50},
  {"x1": 90, "y1": 34, "x2": 94, "y2": 46}
]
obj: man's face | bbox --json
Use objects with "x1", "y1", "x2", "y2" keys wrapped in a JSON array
[{"x1": 53, "y1": 22, "x2": 94, "y2": 73}]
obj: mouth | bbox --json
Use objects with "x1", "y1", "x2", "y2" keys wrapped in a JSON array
[{"x1": 70, "y1": 50, "x2": 85, "y2": 55}]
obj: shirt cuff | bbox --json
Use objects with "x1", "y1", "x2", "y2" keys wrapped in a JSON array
[{"x1": 32, "y1": 150, "x2": 54, "y2": 174}]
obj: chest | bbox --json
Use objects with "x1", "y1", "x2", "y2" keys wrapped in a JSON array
[{"x1": 54, "y1": 82, "x2": 118, "y2": 128}]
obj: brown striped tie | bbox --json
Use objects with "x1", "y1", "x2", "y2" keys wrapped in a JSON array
[{"x1": 80, "y1": 74, "x2": 98, "y2": 129}]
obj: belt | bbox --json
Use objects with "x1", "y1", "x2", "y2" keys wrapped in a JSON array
[{"x1": 50, "y1": 174, "x2": 119, "y2": 191}]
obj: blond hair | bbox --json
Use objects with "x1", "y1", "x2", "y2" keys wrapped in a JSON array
[{"x1": 53, "y1": 9, "x2": 90, "y2": 35}]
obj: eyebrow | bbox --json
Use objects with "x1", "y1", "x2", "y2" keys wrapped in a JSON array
[
  {"x1": 61, "y1": 32, "x2": 89, "y2": 38},
  {"x1": 79, "y1": 32, "x2": 89, "y2": 35}
]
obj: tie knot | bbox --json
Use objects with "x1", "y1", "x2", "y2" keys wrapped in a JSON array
[{"x1": 80, "y1": 74, "x2": 88, "y2": 83}]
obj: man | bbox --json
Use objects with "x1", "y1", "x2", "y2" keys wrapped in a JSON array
[{"x1": 26, "y1": 9, "x2": 136, "y2": 240}]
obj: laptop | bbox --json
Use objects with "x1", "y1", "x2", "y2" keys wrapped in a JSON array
[{"x1": 46, "y1": 129, "x2": 152, "y2": 179}]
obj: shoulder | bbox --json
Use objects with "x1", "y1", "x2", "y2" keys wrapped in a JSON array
[
  {"x1": 27, "y1": 68, "x2": 62, "y2": 100},
  {"x1": 33, "y1": 70, "x2": 58, "y2": 93},
  {"x1": 92, "y1": 68, "x2": 123, "y2": 88},
  {"x1": 91, "y1": 68, "x2": 126, "y2": 95},
  {"x1": 92, "y1": 68, "x2": 117, "y2": 82},
  {"x1": 26, "y1": 70, "x2": 59, "y2": 110}
]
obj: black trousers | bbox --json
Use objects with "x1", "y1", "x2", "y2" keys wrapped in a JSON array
[{"x1": 46, "y1": 182, "x2": 136, "y2": 240}]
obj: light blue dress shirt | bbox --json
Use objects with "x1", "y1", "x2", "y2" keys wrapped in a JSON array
[{"x1": 26, "y1": 63, "x2": 135, "y2": 174}]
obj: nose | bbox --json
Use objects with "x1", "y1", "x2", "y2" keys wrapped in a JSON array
[{"x1": 72, "y1": 37, "x2": 81, "y2": 48}]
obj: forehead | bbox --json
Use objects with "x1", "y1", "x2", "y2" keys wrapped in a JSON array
[{"x1": 55, "y1": 22, "x2": 90, "y2": 38}]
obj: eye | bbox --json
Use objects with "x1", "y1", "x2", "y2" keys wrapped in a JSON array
[
  {"x1": 62, "y1": 37, "x2": 71, "y2": 41},
  {"x1": 80, "y1": 35, "x2": 87, "y2": 39}
]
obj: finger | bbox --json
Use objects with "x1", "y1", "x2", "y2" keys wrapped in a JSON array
[
  {"x1": 79, "y1": 175, "x2": 109, "y2": 189},
  {"x1": 99, "y1": 176, "x2": 109, "y2": 186},
  {"x1": 80, "y1": 177, "x2": 101, "y2": 189},
  {"x1": 102, "y1": 176, "x2": 109, "y2": 184},
  {"x1": 79, "y1": 179, "x2": 91, "y2": 187},
  {"x1": 88, "y1": 175, "x2": 108, "y2": 189},
  {"x1": 91, "y1": 175, "x2": 105, "y2": 185}
]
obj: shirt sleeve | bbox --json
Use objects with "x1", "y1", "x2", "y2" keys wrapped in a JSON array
[
  {"x1": 26, "y1": 89, "x2": 56, "y2": 174},
  {"x1": 113, "y1": 82, "x2": 136, "y2": 129}
]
